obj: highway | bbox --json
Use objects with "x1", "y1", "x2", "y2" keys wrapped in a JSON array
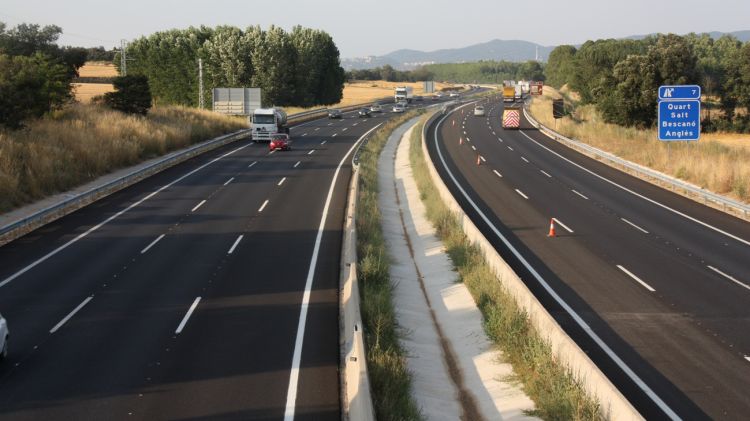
[
  {"x1": 427, "y1": 95, "x2": 750, "y2": 420},
  {"x1": 0, "y1": 95, "x2": 455, "y2": 420}
]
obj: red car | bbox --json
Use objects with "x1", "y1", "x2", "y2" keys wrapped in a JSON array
[{"x1": 269, "y1": 133, "x2": 292, "y2": 151}]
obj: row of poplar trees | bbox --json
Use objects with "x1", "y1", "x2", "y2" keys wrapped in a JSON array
[
  {"x1": 120, "y1": 25, "x2": 345, "y2": 108},
  {"x1": 545, "y1": 33, "x2": 750, "y2": 132}
]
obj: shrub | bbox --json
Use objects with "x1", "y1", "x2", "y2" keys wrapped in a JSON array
[{"x1": 104, "y1": 75, "x2": 152, "y2": 115}]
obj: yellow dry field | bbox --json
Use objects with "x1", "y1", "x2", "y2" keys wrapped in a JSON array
[
  {"x1": 73, "y1": 83, "x2": 115, "y2": 103},
  {"x1": 78, "y1": 62, "x2": 119, "y2": 78}
]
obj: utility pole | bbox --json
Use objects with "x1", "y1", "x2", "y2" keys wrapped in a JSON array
[
  {"x1": 120, "y1": 39, "x2": 128, "y2": 76},
  {"x1": 198, "y1": 58, "x2": 205, "y2": 109}
]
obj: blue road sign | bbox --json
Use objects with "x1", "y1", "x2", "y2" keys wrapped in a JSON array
[
  {"x1": 658, "y1": 99, "x2": 700, "y2": 141},
  {"x1": 659, "y1": 85, "x2": 701, "y2": 100}
]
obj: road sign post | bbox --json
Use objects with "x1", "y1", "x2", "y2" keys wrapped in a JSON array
[{"x1": 657, "y1": 85, "x2": 701, "y2": 142}]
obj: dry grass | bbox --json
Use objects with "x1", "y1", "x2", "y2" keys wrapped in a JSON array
[
  {"x1": 529, "y1": 86, "x2": 750, "y2": 203},
  {"x1": 78, "y1": 62, "x2": 118, "y2": 78},
  {"x1": 0, "y1": 103, "x2": 246, "y2": 213},
  {"x1": 72, "y1": 83, "x2": 115, "y2": 103}
]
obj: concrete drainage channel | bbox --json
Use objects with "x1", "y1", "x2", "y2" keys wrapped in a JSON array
[{"x1": 421, "y1": 107, "x2": 644, "y2": 420}]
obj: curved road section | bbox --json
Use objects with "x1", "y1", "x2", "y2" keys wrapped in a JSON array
[
  {"x1": 426, "y1": 96, "x2": 750, "y2": 420},
  {"x1": 0, "y1": 96, "x2": 457, "y2": 420}
]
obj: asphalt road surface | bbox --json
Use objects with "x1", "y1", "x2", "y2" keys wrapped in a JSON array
[
  {"x1": 427, "y1": 96, "x2": 750, "y2": 420},
  {"x1": 0, "y1": 93, "x2": 460, "y2": 420}
]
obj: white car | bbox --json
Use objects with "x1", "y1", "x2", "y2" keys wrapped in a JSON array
[
  {"x1": 474, "y1": 106, "x2": 485, "y2": 116},
  {"x1": 449, "y1": 92, "x2": 460, "y2": 98},
  {"x1": 370, "y1": 104, "x2": 383, "y2": 113},
  {"x1": 392, "y1": 104, "x2": 405, "y2": 113},
  {"x1": 0, "y1": 313, "x2": 8, "y2": 360}
]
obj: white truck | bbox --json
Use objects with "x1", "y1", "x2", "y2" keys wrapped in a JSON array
[
  {"x1": 394, "y1": 86, "x2": 414, "y2": 103},
  {"x1": 251, "y1": 108, "x2": 288, "y2": 142},
  {"x1": 514, "y1": 85, "x2": 523, "y2": 101}
]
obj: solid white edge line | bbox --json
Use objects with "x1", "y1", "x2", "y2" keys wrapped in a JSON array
[
  {"x1": 191, "y1": 200, "x2": 207, "y2": 212},
  {"x1": 519, "y1": 131, "x2": 750, "y2": 248},
  {"x1": 294, "y1": 161, "x2": 301, "y2": 168},
  {"x1": 175, "y1": 296, "x2": 202, "y2": 334},
  {"x1": 284, "y1": 122, "x2": 383, "y2": 421},
  {"x1": 223, "y1": 177, "x2": 235, "y2": 186},
  {"x1": 0, "y1": 144, "x2": 249, "y2": 289},
  {"x1": 707, "y1": 265, "x2": 750, "y2": 291},
  {"x1": 515, "y1": 189, "x2": 529, "y2": 200},
  {"x1": 572, "y1": 190, "x2": 589, "y2": 200},
  {"x1": 258, "y1": 200, "x2": 269, "y2": 213},
  {"x1": 617, "y1": 265, "x2": 656, "y2": 292},
  {"x1": 621, "y1": 218, "x2": 650, "y2": 234},
  {"x1": 433, "y1": 110, "x2": 679, "y2": 420},
  {"x1": 540, "y1": 170, "x2": 552, "y2": 178},
  {"x1": 50, "y1": 296, "x2": 93, "y2": 333},
  {"x1": 493, "y1": 170, "x2": 503, "y2": 178},
  {"x1": 140, "y1": 234, "x2": 166, "y2": 254},
  {"x1": 307, "y1": 150, "x2": 315, "y2": 155},
  {"x1": 552, "y1": 218, "x2": 574, "y2": 233},
  {"x1": 248, "y1": 161, "x2": 257, "y2": 168},
  {"x1": 278, "y1": 177, "x2": 286, "y2": 186},
  {"x1": 228, "y1": 234, "x2": 244, "y2": 254}
]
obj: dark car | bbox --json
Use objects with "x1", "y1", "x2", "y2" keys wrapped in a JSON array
[
  {"x1": 269, "y1": 133, "x2": 292, "y2": 151},
  {"x1": 328, "y1": 109, "x2": 342, "y2": 119},
  {"x1": 358, "y1": 108, "x2": 371, "y2": 118},
  {"x1": 414, "y1": 95, "x2": 423, "y2": 101}
]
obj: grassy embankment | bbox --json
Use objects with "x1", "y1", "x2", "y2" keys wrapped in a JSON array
[
  {"x1": 0, "y1": 104, "x2": 246, "y2": 213},
  {"x1": 407, "y1": 114, "x2": 602, "y2": 420},
  {"x1": 529, "y1": 85, "x2": 750, "y2": 203},
  {"x1": 355, "y1": 110, "x2": 425, "y2": 421}
]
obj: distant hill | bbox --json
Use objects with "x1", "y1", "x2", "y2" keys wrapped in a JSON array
[{"x1": 342, "y1": 30, "x2": 750, "y2": 70}]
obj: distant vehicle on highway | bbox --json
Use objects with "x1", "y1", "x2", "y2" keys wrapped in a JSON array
[
  {"x1": 358, "y1": 108, "x2": 372, "y2": 118},
  {"x1": 394, "y1": 86, "x2": 414, "y2": 103},
  {"x1": 435, "y1": 92, "x2": 444, "y2": 98},
  {"x1": 449, "y1": 92, "x2": 460, "y2": 98},
  {"x1": 392, "y1": 104, "x2": 405, "y2": 113},
  {"x1": 269, "y1": 133, "x2": 292, "y2": 151},
  {"x1": 328, "y1": 109, "x2": 342, "y2": 119},
  {"x1": 370, "y1": 103, "x2": 383, "y2": 113},
  {"x1": 251, "y1": 108, "x2": 289, "y2": 143},
  {"x1": 474, "y1": 106, "x2": 485, "y2": 116},
  {"x1": 0, "y1": 313, "x2": 8, "y2": 361},
  {"x1": 397, "y1": 100, "x2": 408, "y2": 108},
  {"x1": 414, "y1": 95, "x2": 423, "y2": 101},
  {"x1": 431, "y1": 95, "x2": 440, "y2": 101}
]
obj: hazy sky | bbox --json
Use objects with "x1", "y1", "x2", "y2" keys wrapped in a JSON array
[{"x1": 1, "y1": 0, "x2": 749, "y2": 57}]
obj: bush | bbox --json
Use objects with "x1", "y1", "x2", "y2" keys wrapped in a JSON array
[{"x1": 104, "y1": 75, "x2": 152, "y2": 115}]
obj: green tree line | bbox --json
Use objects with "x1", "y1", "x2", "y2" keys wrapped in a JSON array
[
  {"x1": 346, "y1": 60, "x2": 545, "y2": 84},
  {"x1": 120, "y1": 25, "x2": 345, "y2": 108},
  {"x1": 545, "y1": 33, "x2": 750, "y2": 132},
  {"x1": 0, "y1": 22, "x2": 87, "y2": 128}
]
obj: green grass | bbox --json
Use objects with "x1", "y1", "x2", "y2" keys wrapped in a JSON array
[
  {"x1": 355, "y1": 109, "x2": 425, "y2": 421},
  {"x1": 407, "y1": 114, "x2": 603, "y2": 420}
]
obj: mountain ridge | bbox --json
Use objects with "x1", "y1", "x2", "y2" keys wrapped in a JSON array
[{"x1": 342, "y1": 30, "x2": 750, "y2": 70}]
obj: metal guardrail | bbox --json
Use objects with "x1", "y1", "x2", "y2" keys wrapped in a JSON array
[
  {"x1": 0, "y1": 99, "x2": 394, "y2": 246},
  {"x1": 522, "y1": 105, "x2": 750, "y2": 220}
]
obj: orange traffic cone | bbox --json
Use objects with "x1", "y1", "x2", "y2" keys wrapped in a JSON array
[
  {"x1": 547, "y1": 219, "x2": 556, "y2": 237},
  {"x1": 476, "y1": 155, "x2": 481, "y2": 166}
]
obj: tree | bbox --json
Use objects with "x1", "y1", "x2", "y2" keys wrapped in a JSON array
[
  {"x1": 104, "y1": 75, "x2": 152, "y2": 115},
  {"x1": 251, "y1": 26, "x2": 297, "y2": 106},
  {"x1": 0, "y1": 53, "x2": 72, "y2": 128},
  {"x1": 545, "y1": 45, "x2": 576, "y2": 88}
]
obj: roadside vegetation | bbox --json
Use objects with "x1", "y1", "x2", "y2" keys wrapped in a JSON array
[
  {"x1": 0, "y1": 103, "x2": 245, "y2": 213},
  {"x1": 355, "y1": 109, "x2": 425, "y2": 421},
  {"x1": 529, "y1": 85, "x2": 750, "y2": 203},
  {"x1": 408, "y1": 114, "x2": 602, "y2": 420}
]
